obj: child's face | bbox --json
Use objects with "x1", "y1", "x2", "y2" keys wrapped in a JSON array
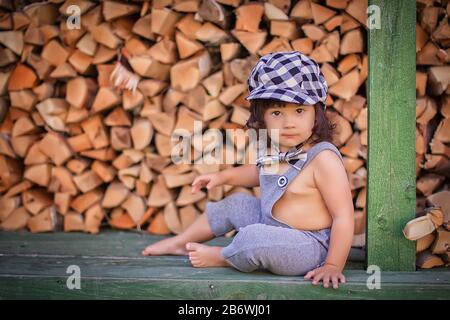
[{"x1": 263, "y1": 102, "x2": 315, "y2": 151}]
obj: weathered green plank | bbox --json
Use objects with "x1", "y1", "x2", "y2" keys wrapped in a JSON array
[
  {"x1": 0, "y1": 256, "x2": 448, "y2": 300},
  {"x1": 1, "y1": 275, "x2": 449, "y2": 300},
  {"x1": 0, "y1": 256, "x2": 447, "y2": 284},
  {"x1": 0, "y1": 230, "x2": 232, "y2": 258},
  {"x1": 0, "y1": 231, "x2": 448, "y2": 300},
  {"x1": 1, "y1": 276, "x2": 449, "y2": 300},
  {"x1": 367, "y1": 0, "x2": 416, "y2": 271},
  {"x1": 0, "y1": 230, "x2": 365, "y2": 264}
]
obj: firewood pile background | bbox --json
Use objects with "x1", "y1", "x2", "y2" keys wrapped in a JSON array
[
  {"x1": 413, "y1": 0, "x2": 449, "y2": 268},
  {"x1": 0, "y1": 0, "x2": 447, "y2": 269}
]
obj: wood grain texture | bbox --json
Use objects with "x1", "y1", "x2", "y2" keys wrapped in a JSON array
[
  {"x1": 367, "y1": 0, "x2": 416, "y2": 271},
  {"x1": 0, "y1": 231, "x2": 448, "y2": 299}
]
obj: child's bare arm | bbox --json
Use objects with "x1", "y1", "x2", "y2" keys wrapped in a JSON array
[
  {"x1": 221, "y1": 164, "x2": 260, "y2": 188},
  {"x1": 305, "y1": 150, "x2": 354, "y2": 288},
  {"x1": 191, "y1": 164, "x2": 260, "y2": 194},
  {"x1": 315, "y1": 151, "x2": 354, "y2": 267}
]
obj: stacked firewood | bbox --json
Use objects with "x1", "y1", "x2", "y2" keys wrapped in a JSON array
[
  {"x1": 0, "y1": 0, "x2": 368, "y2": 240},
  {"x1": 403, "y1": 207, "x2": 449, "y2": 268},
  {"x1": 413, "y1": 0, "x2": 450, "y2": 268}
]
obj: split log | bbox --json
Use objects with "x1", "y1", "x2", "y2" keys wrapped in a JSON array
[
  {"x1": 163, "y1": 201, "x2": 182, "y2": 234},
  {"x1": 102, "y1": 181, "x2": 129, "y2": 208},
  {"x1": 0, "y1": 196, "x2": 20, "y2": 222},
  {"x1": 70, "y1": 189, "x2": 102, "y2": 214},
  {"x1": 147, "y1": 211, "x2": 171, "y2": 235},
  {"x1": 84, "y1": 204, "x2": 105, "y2": 234},
  {"x1": 22, "y1": 188, "x2": 52, "y2": 215},
  {"x1": 403, "y1": 207, "x2": 443, "y2": 240},
  {"x1": 64, "y1": 212, "x2": 85, "y2": 232},
  {"x1": 109, "y1": 207, "x2": 135, "y2": 230},
  {"x1": 416, "y1": 250, "x2": 444, "y2": 269},
  {"x1": 0, "y1": 207, "x2": 30, "y2": 231},
  {"x1": 417, "y1": 233, "x2": 435, "y2": 253},
  {"x1": 431, "y1": 227, "x2": 449, "y2": 255},
  {"x1": 8, "y1": 64, "x2": 37, "y2": 91},
  {"x1": 27, "y1": 206, "x2": 57, "y2": 233},
  {"x1": 73, "y1": 170, "x2": 103, "y2": 193},
  {"x1": 38, "y1": 132, "x2": 73, "y2": 166},
  {"x1": 121, "y1": 193, "x2": 146, "y2": 225}
]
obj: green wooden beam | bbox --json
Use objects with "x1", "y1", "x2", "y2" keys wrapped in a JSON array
[
  {"x1": 1, "y1": 272, "x2": 449, "y2": 300},
  {"x1": 1, "y1": 232, "x2": 448, "y2": 299},
  {"x1": 367, "y1": 0, "x2": 416, "y2": 271}
]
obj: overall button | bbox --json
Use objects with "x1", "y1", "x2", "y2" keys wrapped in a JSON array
[{"x1": 277, "y1": 175, "x2": 288, "y2": 188}]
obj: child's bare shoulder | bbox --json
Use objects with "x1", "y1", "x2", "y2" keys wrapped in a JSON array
[
  {"x1": 312, "y1": 149, "x2": 345, "y2": 173},
  {"x1": 312, "y1": 148, "x2": 350, "y2": 193}
]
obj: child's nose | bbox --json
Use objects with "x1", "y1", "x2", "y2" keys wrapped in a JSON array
[{"x1": 283, "y1": 121, "x2": 296, "y2": 128}]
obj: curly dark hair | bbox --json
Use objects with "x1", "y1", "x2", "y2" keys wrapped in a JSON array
[{"x1": 244, "y1": 98, "x2": 337, "y2": 147}]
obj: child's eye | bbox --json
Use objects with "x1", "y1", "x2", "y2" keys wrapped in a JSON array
[
  {"x1": 271, "y1": 111, "x2": 281, "y2": 116},
  {"x1": 296, "y1": 108, "x2": 304, "y2": 113}
]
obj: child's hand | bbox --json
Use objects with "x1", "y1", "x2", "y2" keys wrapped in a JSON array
[
  {"x1": 191, "y1": 173, "x2": 226, "y2": 194},
  {"x1": 304, "y1": 264, "x2": 346, "y2": 289}
]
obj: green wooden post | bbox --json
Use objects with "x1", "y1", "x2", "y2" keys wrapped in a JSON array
[{"x1": 367, "y1": 0, "x2": 416, "y2": 271}]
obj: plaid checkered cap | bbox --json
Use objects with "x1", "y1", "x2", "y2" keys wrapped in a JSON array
[{"x1": 245, "y1": 51, "x2": 328, "y2": 108}]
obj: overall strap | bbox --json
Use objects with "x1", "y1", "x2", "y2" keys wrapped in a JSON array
[
  {"x1": 272, "y1": 141, "x2": 343, "y2": 182},
  {"x1": 258, "y1": 141, "x2": 343, "y2": 226},
  {"x1": 258, "y1": 141, "x2": 343, "y2": 179},
  {"x1": 294, "y1": 141, "x2": 344, "y2": 172}
]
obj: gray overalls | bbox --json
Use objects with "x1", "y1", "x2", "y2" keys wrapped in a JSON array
[{"x1": 205, "y1": 141, "x2": 344, "y2": 276}]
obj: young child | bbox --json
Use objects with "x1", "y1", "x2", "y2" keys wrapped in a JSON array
[{"x1": 142, "y1": 51, "x2": 354, "y2": 289}]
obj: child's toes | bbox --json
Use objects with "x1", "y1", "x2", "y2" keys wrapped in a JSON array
[
  {"x1": 189, "y1": 252, "x2": 198, "y2": 259},
  {"x1": 186, "y1": 242, "x2": 201, "y2": 251},
  {"x1": 189, "y1": 258, "x2": 200, "y2": 266},
  {"x1": 193, "y1": 261, "x2": 203, "y2": 267}
]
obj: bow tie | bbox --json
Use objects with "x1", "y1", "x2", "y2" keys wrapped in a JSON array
[{"x1": 256, "y1": 147, "x2": 308, "y2": 168}]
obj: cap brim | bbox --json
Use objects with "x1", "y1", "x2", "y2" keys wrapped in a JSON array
[{"x1": 245, "y1": 87, "x2": 323, "y2": 105}]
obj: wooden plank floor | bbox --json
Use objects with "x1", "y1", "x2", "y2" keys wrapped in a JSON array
[{"x1": 0, "y1": 230, "x2": 448, "y2": 299}]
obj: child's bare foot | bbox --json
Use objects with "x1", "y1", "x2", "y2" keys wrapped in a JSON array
[
  {"x1": 142, "y1": 237, "x2": 188, "y2": 256},
  {"x1": 185, "y1": 242, "x2": 230, "y2": 268}
]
